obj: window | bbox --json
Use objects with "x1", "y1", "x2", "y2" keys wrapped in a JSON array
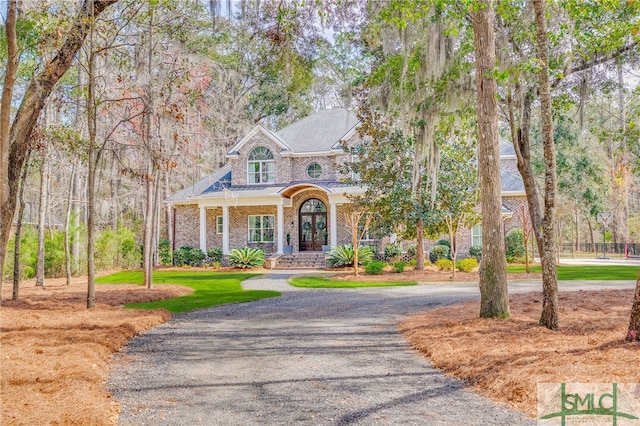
[
  {"x1": 216, "y1": 216, "x2": 223, "y2": 234},
  {"x1": 248, "y1": 215, "x2": 275, "y2": 243},
  {"x1": 471, "y1": 224, "x2": 482, "y2": 247},
  {"x1": 248, "y1": 147, "x2": 275, "y2": 184},
  {"x1": 351, "y1": 154, "x2": 361, "y2": 181},
  {"x1": 307, "y1": 162, "x2": 322, "y2": 179}
]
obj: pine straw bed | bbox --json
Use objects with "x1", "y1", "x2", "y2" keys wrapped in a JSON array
[
  {"x1": 0, "y1": 276, "x2": 191, "y2": 425},
  {"x1": 400, "y1": 289, "x2": 640, "y2": 418}
]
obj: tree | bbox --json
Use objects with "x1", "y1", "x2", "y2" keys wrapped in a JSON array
[
  {"x1": 438, "y1": 134, "x2": 479, "y2": 280},
  {"x1": 471, "y1": 0, "x2": 510, "y2": 319},
  {"x1": 359, "y1": 1, "x2": 474, "y2": 269},
  {"x1": 343, "y1": 207, "x2": 373, "y2": 277},
  {"x1": 339, "y1": 109, "x2": 443, "y2": 258},
  {"x1": 532, "y1": 0, "x2": 560, "y2": 330},
  {"x1": 0, "y1": 0, "x2": 118, "y2": 304}
]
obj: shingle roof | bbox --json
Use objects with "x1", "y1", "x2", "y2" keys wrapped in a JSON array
[
  {"x1": 166, "y1": 164, "x2": 232, "y2": 202},
  {"x1": 499, "y1": 139, "x2": 516, "y2": 156},
  {"x1": 275, "y1": 108, "x2": 359, "y2": 153},
  {"x1": 501, "y1": 169, "x2": 525, "y2": 192}
]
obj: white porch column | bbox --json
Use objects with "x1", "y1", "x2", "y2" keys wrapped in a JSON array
[
  {"x1": 277, "y1": 202, "x2": 284, "y2": 254},
  {"x1": 199, "y1": 206, "x2": 207, "y2": 252},
  {"x1": 330, "y1": 200, "x2": 337, "y2": 247},
  {"x1": 222, "y1": 205, "x2": 230, "y2": 254}
]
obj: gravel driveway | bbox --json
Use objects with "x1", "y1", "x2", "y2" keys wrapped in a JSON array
[{"x1": 109, "y1": 273, "x2": 561, "y2": 425}]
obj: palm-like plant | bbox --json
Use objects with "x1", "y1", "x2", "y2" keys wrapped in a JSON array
[
  {"x1": 229, "y1": 247, "x2": 265, "y2": 269},
  {"x1": 326, "y1": 245, "x2": 374, "y2": 267}
]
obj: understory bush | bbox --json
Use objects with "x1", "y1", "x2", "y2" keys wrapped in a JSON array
[
  {"x1": 206, "y1": 248, "x2": 224, "y2": 264},
  {"x1": 429, "y1": 244, "x2": 450, "y2": 263},
  {"x1": 173, "y1": 246, "x2": 206, "y2": 267},
  {"x1": 229, "y1": 247, "x2": 265, "y2": 269},
  {"x1": 469, "y1": 245, "x2": 482, "y2": 261},
  {"x1": 456, "y1": 258, "x2": 478, "y2": 272},
  {"x1": 158, "y1": 239, "x2": 172, "y2": 266},
  {"x1": 406, "y1": 244, "x2": 417, "y2": 259},
  {"x1": 391, "y1": 260, "x2": 407, "y2": 273},
  {"x1": 505, "y1": 229, "x2": 527, "y2": 263},
  {"x1": 435, "y1": 258, "x2": 454, "y2": 271},
  {"x1": 383, "y1": 243, "x2": 403, "y2": 260},
  {"x1": 364, "y1": 260, "x2": 385, "y2": 275},
  {"x1": 326, "y1": 245, "x2": 374, "y2": 267}
]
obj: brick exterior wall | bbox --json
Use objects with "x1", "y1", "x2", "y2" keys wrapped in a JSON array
[
  {"x1": 229, "y1": 132, "x2": 292, "y2": 186},
  {"x1": 174, "y1": 205, "x2": 199, "y2": 249}
]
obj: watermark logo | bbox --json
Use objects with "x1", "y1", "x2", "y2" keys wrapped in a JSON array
[{"x1": 538, "y1": 383, "x2": 640, "y2": 425}]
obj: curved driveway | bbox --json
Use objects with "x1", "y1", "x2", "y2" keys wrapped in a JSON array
[{"x1": 109, "y1": 273, "x2": 635, "y2": 425}]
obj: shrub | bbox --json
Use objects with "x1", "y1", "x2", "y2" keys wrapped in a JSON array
[
  {"x1": 364, "y1": 260, "x2": 385, "y2": 275},
  {"x1": 158, "y1": 239, "x2": 172, "y2": 266},
  {"x1": 435, "y1": 258, "x2": 454, "y2": 271},
  {"x1": 391, "y1": 260, "x2": 407, "y2": 273},
  {"x1": 229, "y1": 247, "x2": 265, "y2": 269},
  {"x1": 436, "y1": 239, "x2": 451, "y2": 248},
  {"x1": 383, "y1": 243, "x2": 403, "y2": 260},
  {"x1": 207, "y1": 248, "x2": 223, "y2": 264},
  {"x1": 407, "y1": 244, "x2": 417, "y2": 259},
  {"x1": 326, "y1": 245, "x2": 374, "y2": 267},
  {"x1": 429, "y1": 244, "x2": 450, "y2": 263},
  {"x1": 173, "y1": 246, "x2": 206, "y2": 267},
  {"x1": 505, "y1": 229, "x2": 526, "y2": 263},
  {"x1": 408, "y1": 259, "x2": 417, "y2": 267},
  {"x1": 469, "y1": 245, "x2": 482, "y2": 261},
  {"x1": 456, "y1": 258, "x2": 478, "y2": 272}
]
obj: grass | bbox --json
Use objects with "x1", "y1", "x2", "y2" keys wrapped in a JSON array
[
  {"x1": 96, "y1": 271, "x2": 279, "y2": 313},
  {"x1": 506, "y1": 264, "x2": 639, "y2": 280},
  {"x1": 289, "y1": 276, "x2": 417, "y2": 288}
]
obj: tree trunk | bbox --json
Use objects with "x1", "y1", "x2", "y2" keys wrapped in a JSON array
[
  {"x1": 0, "y1": 0, "x2": 118, "y2": 303},
  {"x1": 0, "y1": 0, "x2": 19, "y2": 306},
  {"x1": 36, "y1": 143, "x2": 49, "y2": 288},
  {"x1": 64, "y1": 162, "x2": 77, "y2": 285},
  {"x1": 142, "y1": 4, "x2": 156, "y2": 289},
  {"x1": 533, "y1": 0, "x2": 559, "y2": 330},
  {"x1": 625, "y1": 274, "x2": 640, "y2": 342},
  {"x1": 86, "y1": 13, "x2": 98, "y2": 308},
  {"x1": 415, "y1": 218, "x2": 425, "y2": 271},
  {"x1": 472, "y1": 0, "x2": 510, "y2": 319},
  {"x1": 12, "y1": 153, "x2": 30, "y2": 300}
]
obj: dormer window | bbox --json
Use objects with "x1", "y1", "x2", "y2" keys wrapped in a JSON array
[{"x1": 248, "y1": 147, "x2": 274, "y2": 184}]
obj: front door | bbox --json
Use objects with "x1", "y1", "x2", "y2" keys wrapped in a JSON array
[{"x1": 299, "y1": 199, "x2": 328, "y2": 252}]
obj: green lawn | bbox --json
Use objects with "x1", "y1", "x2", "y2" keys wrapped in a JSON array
[
  {"x1": 289, "y1": 276, "x2": 417, "y2": 288},
  {"x1": 506, "y1": 264, "x2": 639, "y2": 281},
  {"x1": 96, "y1": 271, "x2": 279, "y2": 313}
]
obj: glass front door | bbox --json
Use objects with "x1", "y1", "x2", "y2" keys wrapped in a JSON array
[{"x1": 299, "y1": 199, "x2": 327, "y2": 252}]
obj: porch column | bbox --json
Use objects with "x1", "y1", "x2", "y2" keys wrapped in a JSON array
[
  {"x1": 277, "y1": 202, "x2": 284, "y2": 254},
  {"x1": 199, "y1": 206, "x2": 207, "y2": 252},
  {"x1": 222, "y1": 205, "x2": 230, "y2": 254},
  {"x1": 330, "y1": 200, "x2": 337, "y2": 247}
]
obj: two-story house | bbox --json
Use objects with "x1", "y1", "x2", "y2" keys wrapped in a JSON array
[{"x1": 167, "y1": 108, "x2": 527, "y2": 262}]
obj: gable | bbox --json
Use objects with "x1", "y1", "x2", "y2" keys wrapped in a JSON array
[{"x1": 226, "y1": 125, "x2": 291, "y2": 158}]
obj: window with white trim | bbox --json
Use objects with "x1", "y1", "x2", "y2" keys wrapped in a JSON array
[
  {"x1": 471, "y1": 224, "x2": 482, "y2": 247},
  {"x1": 351, "y1": 154, "x2": 361, "y2": 181},
  {"x1": 248, "y1": 147, "x2": 275, "y2": 184},
  {"x1": 248, "y1": 215, "x2": 275, "y2": 243},
  {"x1": 216, "y1": 216, "x2": 223, "y2": 234}
]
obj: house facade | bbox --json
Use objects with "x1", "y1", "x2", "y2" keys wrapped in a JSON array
[{"x1": 167, "y1": 108, "x2": 527, "y2": 259}]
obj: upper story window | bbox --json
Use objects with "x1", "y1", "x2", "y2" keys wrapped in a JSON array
[
  {"x1": 248, "y1": 147, "x2": 275, "y2": 184},
  {"x1": 307, "y1": 162, "x2": 322, "y2": 179}
]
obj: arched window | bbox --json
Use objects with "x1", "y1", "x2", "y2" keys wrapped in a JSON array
[{"x1": 248, "y1": 147, "x2": 275, "y2": 184}]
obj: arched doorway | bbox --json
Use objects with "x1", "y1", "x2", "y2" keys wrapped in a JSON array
[{"x1": 299, "y1": 198, "x2": 327, "y2": 252}]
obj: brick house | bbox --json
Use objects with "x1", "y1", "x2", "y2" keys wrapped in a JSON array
[{"x1": 167, "y1": 108, "x2": 526, "y2": 259}]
